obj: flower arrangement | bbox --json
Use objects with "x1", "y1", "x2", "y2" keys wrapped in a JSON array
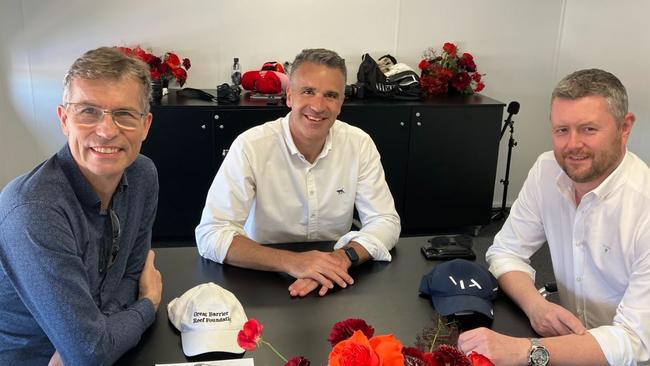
[
  {"x1": 418, "y1": 42, "x2": 485, "y2": 96},
  {"x1": 237, "y1": 317, "x2": 494, "y2": 366},
  {"x1": 117, "y1": 46, "x2": 191, "y2": 87}
]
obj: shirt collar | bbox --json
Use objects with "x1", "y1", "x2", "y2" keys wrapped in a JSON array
[
  {"x1": 56, "y1": 144, "x2": 128, "y2": 210},
  {"x1": 281, "y1": 112, "x2": 334, "y2": 163}
]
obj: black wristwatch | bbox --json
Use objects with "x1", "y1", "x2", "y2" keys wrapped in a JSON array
[
  {"x1": 343, "y1": 246, "x2": 359, "y2": 266},
  {"x1": 528, "y1": 338, "x2": 550, "y2": 366}
]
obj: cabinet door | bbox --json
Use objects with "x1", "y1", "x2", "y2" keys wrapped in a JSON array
[
  {"x1": 339, "y1": 106, "x2": 410, "y2": 219},
  {"x1": 213, "y1": 108, "x2": 289, "y2": 168},
  {"x1": 405, "y1": 106, "x2": 502, "y2": 232},
  {"x1": 142, "y1": 108, "x2": 214, "y2": 240}
]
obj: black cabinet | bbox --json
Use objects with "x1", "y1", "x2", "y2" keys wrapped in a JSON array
[
  {"x1": 143, "y1": 108, "x2": 214, "y2": 239},
  {"x1": 339, "y1": 105, "x2": 411, "y2": 216},
  {"x1": 405, "y1": 105, "x2": 503, "y2": 233},
  {"x1": 143, "y1": 92, "x2": 504, "y2": 241},
  {"x1": 212, "y1": 108, "x2": 289, "y2": 167}
]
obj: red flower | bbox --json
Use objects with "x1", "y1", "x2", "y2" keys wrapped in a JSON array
[
  {"x1": 475, "y1": 81, "x2": 485, "y2": 92},
  {"x1": 418, "y1": 59, "x2": 430, "y2": 71},
  {"x1": 172, "y1": 68, "x2": 188, "y2": 87},
  {"x1": 182, "y1": 58, "x2": 191, "y2": 70},
  {"x1": 403, "y1": 347, "x2": 440, "y2": 366},
  {"x1": 237, "y1": 319, "x2": 263, "y2": 351},
  {"x1": 471, "y1": 72, "x2": 482, "y2": 82},
  {"x1": 451, "y1": 72, "x2": 471, "y2": 92},
  {"x1": 468, "y1": 351, "x2": 495, "y2": 366},
  {"x1": 459, "y1": 53, "x2": 477, "y2": 72},
  {"x1": 150, "y1": 69, "x2": 160, "y2": 80},
  {"x1": 432, "y1": 345, "x2": 471, "y2": 366},
  {"x1": 443, "y1": 42, "x2": 458, "y2": 58},
  {"x1": 165, "y1": 52, "x2": 181, "y2": 69},
  {"x1": 328, "y1": 330, "x2": 404, "y2": 366},
  {"x1": 328, "y1": 318, "x2": 375, "y2": 347},
  {"x1": 285, "y1": 356, "x2": 311, "y2": 366}
]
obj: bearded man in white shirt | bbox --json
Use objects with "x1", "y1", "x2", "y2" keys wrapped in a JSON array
[
  {"x1": 458, "y1": 69, "x2": 650, "y2": 366},
  {"x1": 195, "y1": 48, "x2": 400, "y2": 298}
]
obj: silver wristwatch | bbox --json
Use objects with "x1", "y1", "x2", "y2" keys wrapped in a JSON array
[{"x1": 528, "y1": 338, "x2": 550, "y2": 366}]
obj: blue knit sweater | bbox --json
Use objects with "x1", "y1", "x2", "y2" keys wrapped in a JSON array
[{"x1": 0, "y1": 145, "x2": 158, "y2": 365}]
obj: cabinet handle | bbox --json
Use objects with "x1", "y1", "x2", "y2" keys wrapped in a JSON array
[
  {"x1": 201, "y1": 124, "x2": 206, "y2": 129},
  {"x1": 214, "y1": 114, "x2": 220, "y2": 120},
  {"x1": 219, "y1": 124, "x2": 224, "y2": 129},
  {"x1": 400, "y1": 122, "x2": 405, "y2": 127},
  {"x1": 222, "y1": 149, "x2": 229, "y2": 157},
  {"x1": 417, "y1": 122, "x2": 422, "y2": 127},
  {"x1": 415, "y1": 112, "x2": 421, "y2": 117}
]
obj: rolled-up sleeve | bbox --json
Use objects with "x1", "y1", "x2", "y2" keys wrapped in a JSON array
[
  {"x1": 486, "y1": 157, "x2": 547, "y2": 281},
  {"x1": 589, "y1": 225, "x2": 650, "y2": 365}
]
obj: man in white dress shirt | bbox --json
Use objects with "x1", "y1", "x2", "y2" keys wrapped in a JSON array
[
  {"x1": 195, "y1": 48, "x2": 400, "y2": 297},
  {"x1": 458, "y1": 69, "x2": 650, "y2": 366}
]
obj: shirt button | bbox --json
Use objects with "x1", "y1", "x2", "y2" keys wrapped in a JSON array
[{"x1": 576, "y1": 276, "x2": 582, "y2": 282}]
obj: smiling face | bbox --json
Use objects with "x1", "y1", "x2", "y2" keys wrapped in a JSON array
[
  {"x1": 58, "y1": 77, "x2": 152, "y2": 191},
  {"x1": 286, "y1": 62, "x2": 345, "y2": 157},
  {"x1": 550, "y1": 96, "x2": 634, "y2": 194}
]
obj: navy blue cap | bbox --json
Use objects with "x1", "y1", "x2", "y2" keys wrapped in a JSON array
[{"x1": 419, "y1": 259, "x2": 498, "y2": 319}]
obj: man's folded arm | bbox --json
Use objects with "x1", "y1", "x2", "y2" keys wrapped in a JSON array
[{"x1": 0, "y1": 204, "x2": 155, "y2": 365}]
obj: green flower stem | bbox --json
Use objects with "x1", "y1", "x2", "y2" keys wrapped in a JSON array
[
  {"x1": 260, "y1": 339, "x2": 288, "y2": 363},
  {"x1": 429, "y1": 318, "x2": 442, "y2": 353}
]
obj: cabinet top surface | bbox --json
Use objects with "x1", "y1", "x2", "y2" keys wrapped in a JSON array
[{"x1": 152, "y1": 90, "x2": 505, "y2": 110}]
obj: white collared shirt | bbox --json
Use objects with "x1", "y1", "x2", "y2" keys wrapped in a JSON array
[
  {"x1": 487, "y1": 150, "x2": 650, "y2": 365},
  {"x1": 196, "y1": 113, "x2": 400, "y2": 264}
]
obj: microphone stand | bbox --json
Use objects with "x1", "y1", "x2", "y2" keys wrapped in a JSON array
[{"x1": 492, "y1": 104, "x2": 518, "y2": 221}]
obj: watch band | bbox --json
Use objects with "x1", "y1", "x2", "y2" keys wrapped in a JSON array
[
  {"x1": 528, "y1": 338, "x2": 550, "y2": 366},
  {"x1": 343, "y1": 246, "x2": 359, "y2": 266}
]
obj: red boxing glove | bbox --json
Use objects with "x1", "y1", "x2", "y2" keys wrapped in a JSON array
[{"x1": 241, "y1": 70, "x2": 288, "y2": 94}]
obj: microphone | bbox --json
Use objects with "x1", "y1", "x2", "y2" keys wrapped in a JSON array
[{"x1": 500, "y1": 101, "x2": 520, "y2": 140}]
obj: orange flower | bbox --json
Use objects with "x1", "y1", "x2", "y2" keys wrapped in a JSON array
[{"x1": 328, "y1": 330, "x2": 404, "y2": 366}]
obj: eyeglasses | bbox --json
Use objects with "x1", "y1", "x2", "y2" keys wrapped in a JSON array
[
  {"x1": 99, "y1": 208, "x2": 121, "y2": 273},
  {"x1": 64, "y1": 102, "x2": 146, "y2": 131}
]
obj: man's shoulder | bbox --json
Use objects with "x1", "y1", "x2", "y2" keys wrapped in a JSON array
[
  {"x1": 127, "y1": 154, "x2": 159, "y2": 182},
  {"x1": 234, "y1": 117, "x2": 285, "y2": 151},
  {"x1": 331, "y1": 120, "x2": 373, "y2": 142},
  {"x1": 0, "y1": 155, "x2": 63, "y2": 216},
  {"x1": 621, "y1": 151, "x2": 650, "y2": 199}
]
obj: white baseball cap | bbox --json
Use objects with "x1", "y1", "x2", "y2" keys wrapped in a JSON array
[{"x1": 167, "y1": 282, "x2": 248, "y2": 356}]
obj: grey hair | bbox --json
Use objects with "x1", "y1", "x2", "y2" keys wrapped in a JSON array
[
  {"x1": 552, "y1": 68, "x2": 628, "y2": 126},
  {"x1": 63, "y1": 46, "x2": 152, "y2": 113},
  {"x1": 289, "y1": 48, "x2": 347, "y2": 83}
]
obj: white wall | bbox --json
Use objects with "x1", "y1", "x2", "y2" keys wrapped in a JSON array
[{"x1": 2, "y1": 0, "x2": 648, "y2": 208}]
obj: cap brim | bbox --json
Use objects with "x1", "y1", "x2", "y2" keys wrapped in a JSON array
[
  {"x1": 181, "y1": 328, "x2": 245, "y2": 356},
  {"x1": 432, "y1": 294, "x2": 494, "y2": 319}
]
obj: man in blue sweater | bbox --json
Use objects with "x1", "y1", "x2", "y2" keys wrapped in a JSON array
[{"x1": 0, "y1": 47, "x2": 163, "y2": 365}]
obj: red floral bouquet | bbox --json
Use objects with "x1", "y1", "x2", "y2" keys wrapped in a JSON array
[
  {"x1": 418, "y1": 42, "x2": 485, "y2": 96},
  {"x1": 117, "y1": 46, "x2": 191, "y2": 87},
  {"x1": 237, "y1": 317, "x2": 493, "y2": 366}
]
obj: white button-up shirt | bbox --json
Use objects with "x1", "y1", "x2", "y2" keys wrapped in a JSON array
[
  {"x1": 196, "y1": 113, "x2": 400, "y2": 264},
  {"x1": 487, "y1": 150, "x2": 650, "y2": 366}
]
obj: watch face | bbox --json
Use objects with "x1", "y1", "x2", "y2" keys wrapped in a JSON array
[{"x1": 531, "y1": 347, "x2": 550, "y2": 365}]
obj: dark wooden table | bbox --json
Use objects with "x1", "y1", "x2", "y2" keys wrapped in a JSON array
[{"x1": 117, "y1": 237, "x2": 535, "y2": 365}]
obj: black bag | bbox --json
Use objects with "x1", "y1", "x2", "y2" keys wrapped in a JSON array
[{"x1": 356, "y1": 53, "x2": 421, "y2": 100}]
